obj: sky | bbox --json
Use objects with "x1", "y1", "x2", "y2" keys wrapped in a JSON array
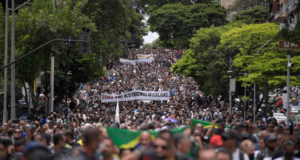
[
  {"x1": 142, "y1": 16, "x2": 159, "y2": 44},
  {"x1": 143, "y1": 31, "x2": 159, "y2": 44}
]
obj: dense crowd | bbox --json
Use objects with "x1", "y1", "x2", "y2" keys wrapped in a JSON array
[{"x1": 1, "y1": 49, "x2": 300, "y2": 160}]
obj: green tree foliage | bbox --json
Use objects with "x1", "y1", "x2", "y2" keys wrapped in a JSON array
[
  {"x1": 228, "y1": 0, "x2": 266, "y2": 12},
  {"x1": 142, "y1": 39, "x2": 160, "y2": 49},
  {"x1": 81, "y1": 0, "x2": 146, "y2": 64},
  {"x1": 148, "y1": 3, "x2": 228, "y2": 48},
  {"x1": 143, "y1": 43, "x2": 152, "y2": 49},
  {"x1": 14, "y1": 0, "x2": 96, "y2": 108},
  {"x1": 233, "y1": 5, "x2": 268, "y2": 23},
  {"x1": 151, "y1": 39, "x2": 160, "y2": 48},
  {"x1": 0, "y1": 0, "x2": 145, "y2": 107},
  {"x1": 134, "y1": 0, "x2": 209, "y2": 14},
  {"x1": 226, "y1": 23, "x2": 300, "y2": 90},
  {"x1": 172, "y1": 22, "x2": 242, "y2": 98}
]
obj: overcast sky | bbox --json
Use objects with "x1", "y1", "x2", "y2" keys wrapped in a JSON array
[
  {"x1": 143, "y1": 31, "x2": 159, "y2": 44},
  {"x1": 142, "y1": 16, "x2": 159, "y2": 44}
]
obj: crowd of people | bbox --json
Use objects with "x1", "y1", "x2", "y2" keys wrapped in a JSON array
[{"x1": 0, "y1": 49, "x2": 300, "y2": 160}]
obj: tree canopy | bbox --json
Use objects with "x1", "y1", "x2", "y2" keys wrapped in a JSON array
[
  {"x1": 148, "y1": 3, "x2": 228, "y2": 48},
  {"x1": 232, "y1": 5, "x2": 268, "y2": 24},
  {"x1": 0, "y1": 0, "x2": 146, "y2": 108},
  {"x1": 173, "y1": 22, "x2": 300, "y2": 103}
]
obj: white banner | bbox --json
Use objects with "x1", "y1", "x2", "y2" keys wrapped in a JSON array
[
  {"x1": 101, "y1": 90, "x2": 170, "y2": 103},
  {"x1": 120, "y1": 58, "x2": 154, "y2": 65},
  {"x1": 137, "y1": 54, "x2": 154, "y2": 59}
]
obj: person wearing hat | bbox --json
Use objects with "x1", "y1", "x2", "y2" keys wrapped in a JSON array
[
  {"x1": 256, "y1": 133, "x2": 277, "y2": 160},
  {"x1": 222, "y1": 130, "x2": 249, "y2": 160}
]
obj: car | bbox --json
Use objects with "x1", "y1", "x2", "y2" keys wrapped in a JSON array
[{"x1": 289, "y1": 106, "x2": 300, "y2": 121}]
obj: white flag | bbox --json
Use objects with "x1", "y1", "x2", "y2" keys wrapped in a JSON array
[{"x1": 115, "y1": 99, "x2": 120, "y2": 123}]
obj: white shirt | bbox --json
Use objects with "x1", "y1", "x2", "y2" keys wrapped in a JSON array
[{"x1": 232, "y1": 149, "x2": 249, "y2": 160}]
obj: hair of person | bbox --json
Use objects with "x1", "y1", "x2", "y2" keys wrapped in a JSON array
[
  {"x1": 53, "y1": 133, "x2": 64, "y2": 146},
  {"x1": 240, "y1": 139, "x2": 253, "y2": 152},
  {"x1": 14, "y1": 139, "x2": 25, "y2": 147},
  {"x1": 140, "y1": 123, "x2": 148, "y2": 130},
  {"x1": 147, "y1": 122, "x2": 155, "y2": 130},
  {"x1": 1, "y1": 138, "x2": 13, "y2": 148},
  {"x1": 26, "y1": 148, "x2": 52, "y2": 160},
  {"x1": 282, "y1": 140, "x2": 295, "y2": 149},
  {"x1": 38, "y1": 132, "x2": 51, "y2": 145},
  {"x1": 104, "y1": 137, "x2": 114, "y2": 146},
  {"x1": 216, "y1": 148, "x2": 232, "y2": 160},
  {"x1": 158, "y1": 129, "x2": 173, "y2": 138},
  {"x1": 155, "y1": 136, "x2": 172, "y2": 149},
  {"x1": 64, "y1": 130, "x2": 74, "y2": 140},
  {"x1": 13, "y1": 127, "x2": 22, "y2": 132},
  {"x1": 82, "y1": 128, "x2": 101, "y2": 145},
  {"x1": 200, "y1": 146, "x2": 216, "y2": 152},
  {"x1": 173, "y1": 133, "x2": 188, "y2": 147}
]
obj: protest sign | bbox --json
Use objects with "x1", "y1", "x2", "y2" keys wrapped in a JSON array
[{"x1": 101, "y1": 90, "x2": 170, "y2": 102}]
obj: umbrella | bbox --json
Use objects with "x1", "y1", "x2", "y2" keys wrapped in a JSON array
[{"x1": 163, "y1": 118, "x2": 178, "y2": 123}]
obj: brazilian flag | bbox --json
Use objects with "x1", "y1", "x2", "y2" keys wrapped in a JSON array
[
  {"x1": 106, "y1": 127, "x2": 186, "y2": 149},
  {"x1": 190, "y1": 119, "x2": 230, "y2": 129}
]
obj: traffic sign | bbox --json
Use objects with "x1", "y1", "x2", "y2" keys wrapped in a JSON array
[{"x1": 278, "y1": 40, "x2": 300, "y2": 50}]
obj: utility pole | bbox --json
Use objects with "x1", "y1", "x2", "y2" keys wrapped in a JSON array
[
  {"x1": 50, "y1": 54, "x2": 54, "y2": 113},
  {"x1": 253, "y1": 83, "x2": 256, "y2": 123},
  {"x1": 11, "y1": 0, "x2": 16, "y2": 119},
  {"x1": 244, "y1": 85, "x2": 246, "y2": 119},
  {"x1": 3, "y1": 0, "x2": 9, "y2": 123},
  {"x1": 286, "y1": 54, "x2": 291, "y2": 124}
]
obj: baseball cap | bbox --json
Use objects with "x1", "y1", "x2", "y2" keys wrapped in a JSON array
[{"x1": 209, "y1": 135, "x2": 223, "y2": 147}]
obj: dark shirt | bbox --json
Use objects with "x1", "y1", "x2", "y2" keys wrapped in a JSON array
[
  {"x1": 73, "y1": 150, "x2": 99, "y2": 160},
  {"x1": 70, "y1": 141, "x2": 81, "y2": 148}
]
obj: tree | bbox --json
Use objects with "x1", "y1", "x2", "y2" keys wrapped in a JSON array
[
  {"x1": 134, "y1": 0, "x2": 210, "y2": 14},
  {"x1": 151, "y1": 38, "x2": 160, "y2": 48},
  {"x1": 225, "y1": 23, "x2": 300, "y2": 89},
  {"x1": 228, "y1": 0, "x2": 267, "y2": 12},
  {"x1": 14, "y1": 0, "x2": 96, "y2": 109},
  {"x1": 148, "y1": 3, "x2": 228, "y2": 48},
  {"x1": 81, "y1": 0, "x2": 146, "y2": 66},
  {"x1": 142, "y1": 43, "x2": 152, "y2": 49},
  {"x1": 221, "y1": 23, "x2": 300, "y2": 111},
  {"x1": 233, "y1": 5, "x2": 268, "y2": 24},
  {"x1": 172, "y1": 22, "x2": 242, "y2": 99}
]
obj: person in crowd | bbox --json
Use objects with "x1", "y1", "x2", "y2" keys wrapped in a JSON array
[
  {"x1": 101, "y1": 137, "x2": 119, "y2": 160},
  {"x1": 240, "y1": 140, "x2": 255, "y2": 160},
  {"x1": 256, "y1": 133, "x2": 278, "y2": 160},
  {"x1": 274, "y1": 140, "x2": 300, "y2": 160},
  {"x1": 174, "y1": 133, "x2": 191, "y2": 155},
  {"x1": 65, "y1": 130, "x2": 81, "y2": 148},
  {"x1": 138, "y1": 132, "x2": 152, "y2": 148},
  {"x1": 34, "y1": 132, "x2": 51, "y2": 147},
  {"x1": 215, "y1": 148, "x2": 232, "y2": 160},
  {"x1": 198, "y1": 146, "x2": 215, "y2": 160},
  {"x1": 73, "y1": 128, "x2": 102, "y2": 160},
  {"x1": 50, "y1": 133, "x2": 72, "y2": 159},
  {"x1": 2, "y1": 119, "x2": 32, "y2": 143},
  {"x1": 222, "y1": 130, "x2": 249, "y2": 160}
]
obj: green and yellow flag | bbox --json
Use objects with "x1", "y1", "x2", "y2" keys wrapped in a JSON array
[
  {"x1": 106, "y1": 127, "x2": 186, "y2": 149},
  {"x1": 190, "y1": 119, "x2": 230, "y2": 129}
]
